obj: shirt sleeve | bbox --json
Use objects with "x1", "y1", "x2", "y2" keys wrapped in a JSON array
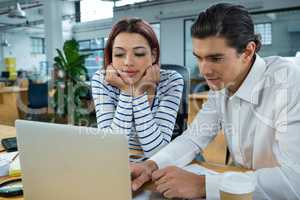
[
  {"x1": 92, "y1": 71, "x2": 133, "y2": 135},
  {"x1": 206, "y1": 85, "x2": 300, "y2": 200},
  {"x1": 151, "y1": 90, "x2": 221, "y2": 168},
  {"x1": 249, "y1": 83, "x2": 300, "y2": 200},
  {"x1": 132, "y1": 72, "x2": 184, "y2": 158}
]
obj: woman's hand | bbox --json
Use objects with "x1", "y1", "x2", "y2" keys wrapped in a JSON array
[
  {"x1": 105, "y1": 64, "x2": 132, "y2": 94},
  {"x1": 134, "y1": 64, "x2": 160, "y2": 96}
]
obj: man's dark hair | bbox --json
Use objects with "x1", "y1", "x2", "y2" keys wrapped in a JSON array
[{"x1": 191, "y1": 3, "x2": 261, "y2": 53}]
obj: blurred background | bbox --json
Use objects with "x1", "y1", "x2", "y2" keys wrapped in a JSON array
[{"x1": 0, "y1": 0, "x2": 300, "y2": 127}]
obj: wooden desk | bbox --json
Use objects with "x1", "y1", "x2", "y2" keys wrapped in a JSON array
[
  {"x1": 0, "y1": 125, "x2": 245, "y2": 200},
  {"x1": 0, "y1": 125, "x2": 16, "y2": 152},
  {"x1": 188, "y1": 91, "x2": 228, "y2": 165},
  {"x1": 188, "y1": 91, "x2": 208, "y2": 124},
  {"x1": 0, "y1": 87, "x2": 28, "y2": 126},
  {"x1": 0, "y1": 125, "x2": 21, "y2": 200}
]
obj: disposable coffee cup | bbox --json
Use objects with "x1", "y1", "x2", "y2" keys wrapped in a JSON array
[{"x1": 219, "y1": 172, "x2": 256, "y2": 200}]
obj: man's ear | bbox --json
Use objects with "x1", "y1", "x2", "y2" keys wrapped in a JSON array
[
  {"x1": 151, "y1": 49, "x2": 158, "y2": 64},
  {"x1": 243, "y1": 41, "x2": 256, "y2": 63}
]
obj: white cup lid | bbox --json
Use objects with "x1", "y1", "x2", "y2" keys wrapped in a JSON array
[{"x1": 219, "y1": 172, "x2": 256, "y2": 194}]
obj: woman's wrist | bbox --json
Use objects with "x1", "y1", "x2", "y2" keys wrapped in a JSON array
[
  {"x1": 120, "y1": 85, "x2": 133, "y2": 96},
  {"x1": 133, "y1": 88, "x2": 145, "y2": 97},
  {"x1": 133, "y1": 84, "x2": 157, "y2": 97},
  {"x1": 120, "y1": 85, "x2": 147, "y2": 97}
]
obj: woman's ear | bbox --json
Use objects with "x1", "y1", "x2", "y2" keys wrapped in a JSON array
[{"x1": 151, "y1": 49, "x2": 157, "y2": 64}]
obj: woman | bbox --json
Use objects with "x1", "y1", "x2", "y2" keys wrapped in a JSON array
[{"x1": 92, "y1": 18, "x2": 183, "y2": 158}]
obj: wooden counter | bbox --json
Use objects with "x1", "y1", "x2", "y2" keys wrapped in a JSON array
[
  {"x1": 0, "y1": 87, "x2": 28, "y2": 126},
  {"x1": 188, "y1": 91, "x2": 208, "y2": 124}
]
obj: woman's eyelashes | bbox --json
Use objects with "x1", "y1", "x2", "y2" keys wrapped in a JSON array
[
  {"x1": 134, "y1": 52, "x2": 146, "y2": 57},
  {"x1": 113, "y1": 53, "x2": 124, "y2": 58},
  {"x1": 113, "y1": 51, "x2": 147, "y2": 58}
]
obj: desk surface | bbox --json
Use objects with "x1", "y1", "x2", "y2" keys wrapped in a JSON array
[
  {"x1": 189, "y1": 91, "x2": 208, "y2": 99},
  {"x1": 0, "y1": 125, "x2": 16, "y2": 152},
  {"x1": 0, "y1": 124, "x2": 247, "y2": 200},
  {"x1": 0, "y1": 87, "x2": 27, "y2": 94},
  {"x1": 0, "y1": 125, "x2": 21, "y2": 200}
]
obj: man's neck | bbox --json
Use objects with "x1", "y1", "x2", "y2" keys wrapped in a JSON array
[{"x1": 227, "y1": 55, "x2": 256, "y2": 96}]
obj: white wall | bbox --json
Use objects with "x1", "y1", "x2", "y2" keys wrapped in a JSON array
[
  {"x1": 0, "y1": 19, "x2": 74, "y2": 72},
  {"x1": 160, "y1": 18, "x2": 184, "y2": 65},
  {"x1": 0, "y1": 0, "x2": 75, "y2": 72},
  {"x1": 73, "y1": 18, "x2": 113, "y2": 40},
  {"x1": 3, "y1": 32, "x2": 46, "y2": 71}
]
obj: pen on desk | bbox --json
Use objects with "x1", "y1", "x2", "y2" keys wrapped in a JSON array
[{"x1": 10, "y1": 153, "x2": 19, "y2": 163}]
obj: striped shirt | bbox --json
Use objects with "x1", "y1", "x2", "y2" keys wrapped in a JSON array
[{"x1": 92, "y1": 69, "x2": 184, "y2": 158}]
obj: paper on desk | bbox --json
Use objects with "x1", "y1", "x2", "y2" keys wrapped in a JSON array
[
  {"x1": 0, "y1": 151, "x2": 18, "y2": 176},
  {"x1": 9, "y1": 156, "x2": 21, "y2": 177},
  {"x1": 0, "y1": 151, "x2": 18, "y2": 162},
  {"x1": 183, "y1": 164, "x2": 219, "y2": 176}
]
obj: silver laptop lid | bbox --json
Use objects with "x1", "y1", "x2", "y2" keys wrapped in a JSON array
[{"x1": 16, "y1": 120, "x2": 131, "y2": 200}]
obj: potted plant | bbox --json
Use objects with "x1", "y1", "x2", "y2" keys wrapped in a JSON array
[{"x1": 51, "y1": 39, "x2": 91, "y2": 125}]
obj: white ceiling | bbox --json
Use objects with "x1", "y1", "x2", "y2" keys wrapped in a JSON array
[{"x1": 0, "y1": 0, "x2": 75, "y2": 33}]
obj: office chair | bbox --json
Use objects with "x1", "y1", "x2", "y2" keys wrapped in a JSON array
[
  {"x1": 1, "y1": 71, "x2": 9, "y2": 78},
  {"x1": 26, "y1": 80, "x2": 49, "y2": 121},
  {"x1": 161, "y1": 64, "x2": 190, "y2": 140}
]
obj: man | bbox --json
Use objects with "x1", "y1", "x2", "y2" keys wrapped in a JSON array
[{"x1": 130, "y1": 3, "x2": 300, "y2": 200}]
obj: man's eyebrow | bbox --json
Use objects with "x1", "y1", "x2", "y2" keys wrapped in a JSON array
[
  {"x1": 193, "y1": 52, "x2": 225, "y2": 59},
  {"x1": 207, "y1": 53, "x2": 225, "y2": 58}
]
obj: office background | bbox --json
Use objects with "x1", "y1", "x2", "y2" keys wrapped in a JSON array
[
  {"x1": 0, "y1": 0, "x2": 300, "y2": 127},
  {"x1": 0, "y1": 0, "x2": 299, "y2": 80}
]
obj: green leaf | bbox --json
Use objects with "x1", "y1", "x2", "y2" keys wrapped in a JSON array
[{"x1": 55, "y1": 49, "x2": 68, "y2": 71}]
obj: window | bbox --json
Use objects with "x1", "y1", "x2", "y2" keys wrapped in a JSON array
[
  {"x1": 80, "y1": 0, "x2": 148, "y2": 22},
  {"x1": 78, "y1": 40, "x2": 90, "y2": 51},
  {"x1": 79, "y1": 38, "x2": 105, "y2": 79},
  {"x1": 184, "y1": 19, "x2": 209, "y2": 93},
  {"x1": 151, "y1": 23, "x2": 160, "y2": 43},
  {"x1": 184, "y1": 19, "x2": 201, "y2": 79},
  {"x1": 31, "y1": 37, "x2": 45, "y2": 54},
  {"x1": 252, "y1": 9, "x2": 300, "y2": 56},
  {"x1": 80, "y1": 0, "x2": 113, "y2": 22},
  {"x1": 254, "y1": 23, "x2": 272, "y2": 45}
]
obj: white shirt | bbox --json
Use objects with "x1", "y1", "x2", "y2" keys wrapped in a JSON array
[{"x1": 151, "y1": 55, "x2": 300, "y2": 200}]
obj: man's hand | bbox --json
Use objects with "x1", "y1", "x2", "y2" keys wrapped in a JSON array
[
  {"x1": 130, "y1": 160, "x2": 159, "y2": 191},
  {"x1": 105, "y1": 64, "x2": 131, "y2": 94},
  {"x1": 134, "y1": 64, "x2": 160, "y2": 96},
  {"x1": 152, "y1": 166, "x2": 206, "y2": 199}
]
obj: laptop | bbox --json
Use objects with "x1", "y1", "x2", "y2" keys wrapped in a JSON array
[{"x1": 15, "y1": 120, "x2": 131, "y2": 200}]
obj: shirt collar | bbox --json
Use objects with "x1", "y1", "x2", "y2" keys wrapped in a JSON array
[{"x1": 229, "y1": 54, "x2": 267, "y2": 105}]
